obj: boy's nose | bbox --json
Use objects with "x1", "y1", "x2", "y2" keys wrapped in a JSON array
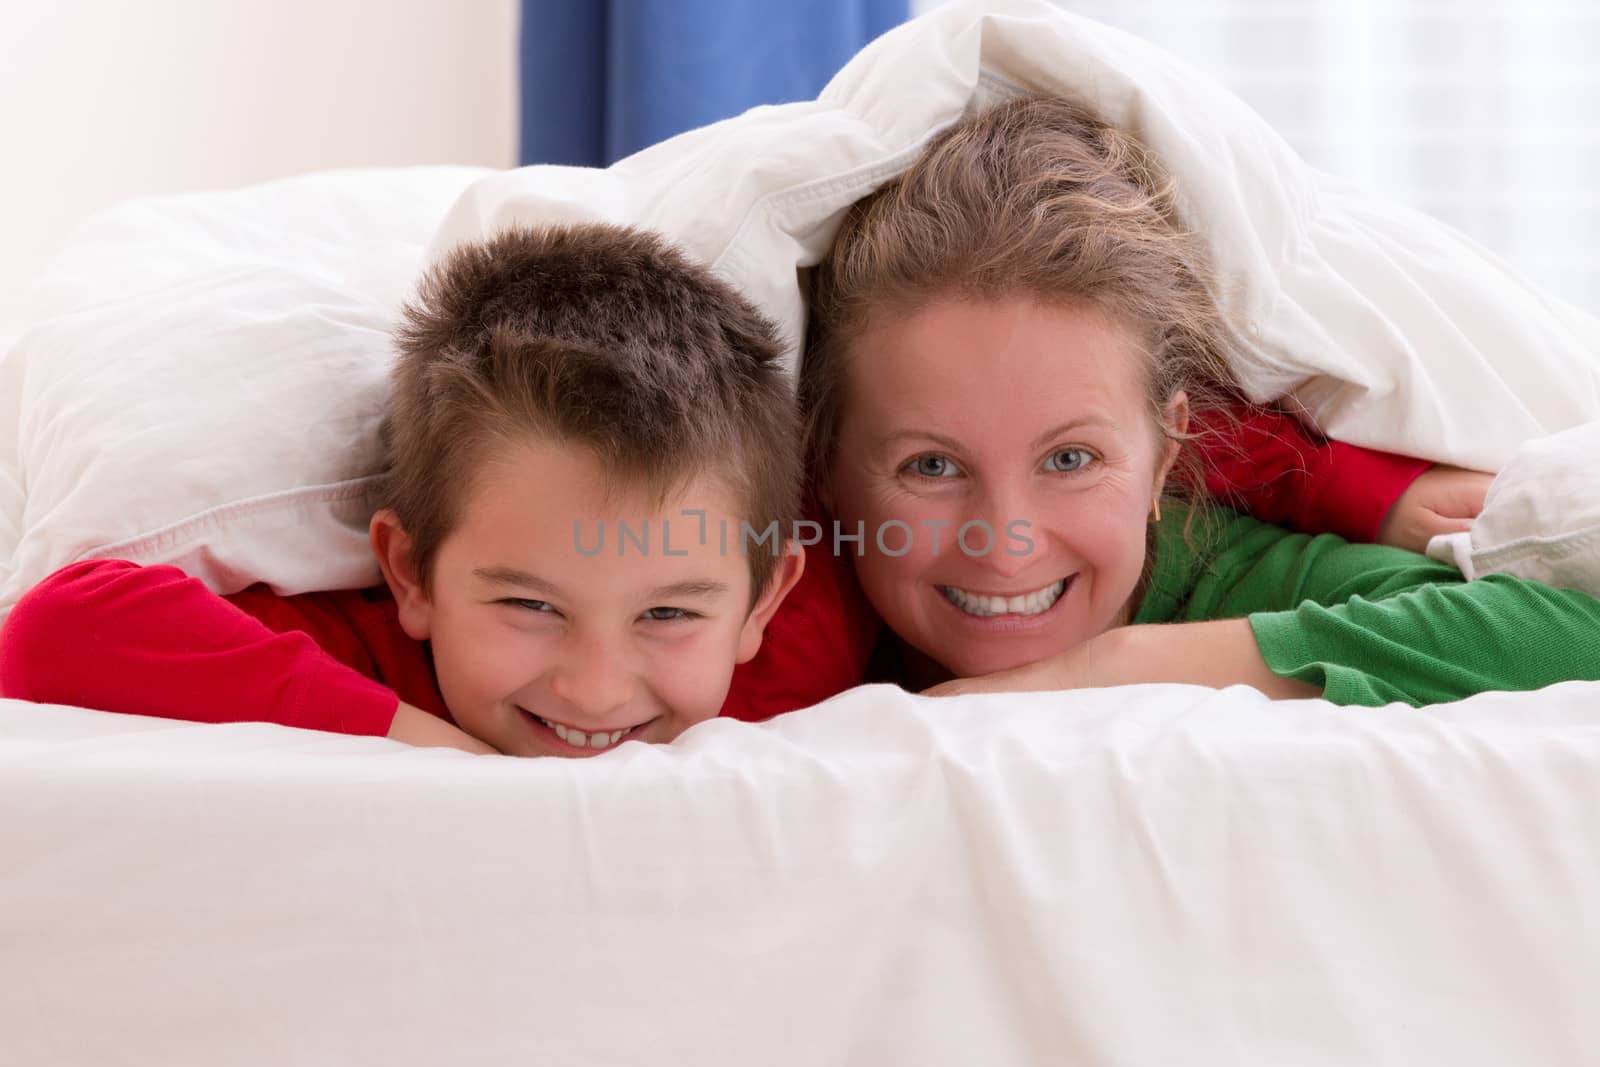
[{"x1": 548, "y1": 634, "x2": 636, "y2": 723}]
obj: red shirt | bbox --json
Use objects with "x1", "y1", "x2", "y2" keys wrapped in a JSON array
[
  {"x1": 0, "y1": 405, "x2": 1427, "y2": 736},
  {"x1": 1196, "y1": 407, "x2": 1429, "y2": 544},
  {"x1": 0, "y1": 532, "x2": 878, "y2": 734}
]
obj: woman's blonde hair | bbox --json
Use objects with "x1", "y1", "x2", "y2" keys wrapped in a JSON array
[{"x1": 802, "y1": 92, "x2": 1240, "y2": 502}]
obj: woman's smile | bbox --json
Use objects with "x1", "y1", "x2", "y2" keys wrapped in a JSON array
[{"x1": 938, "y1": 576, "x2": 1070, "y2": 619}]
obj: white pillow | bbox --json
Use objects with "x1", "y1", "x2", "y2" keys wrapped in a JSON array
[
  {"x1": 1427, "y1": 419, "x2": 1600, "y2": 593},
  {"x1": 6, "y1": 0, "x2": 1600, "y2": 617},
  {"x1": 0, "y1": 168, "x2": 485, "y2": 616}
]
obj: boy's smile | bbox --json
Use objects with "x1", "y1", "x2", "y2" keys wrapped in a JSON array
[{"x1": 377, "y1": 437, "x2": 800, "y2": 758}]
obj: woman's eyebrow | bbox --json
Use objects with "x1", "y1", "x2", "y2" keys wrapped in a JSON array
[
  {"x1": 1031, "y1": 416, "x2": 1114, "y2": 448},
  {"x1": 876, "y1": 428, "x2": 968, "y2": 454}
]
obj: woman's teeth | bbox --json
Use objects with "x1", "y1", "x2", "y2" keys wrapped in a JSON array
[
  {"x1": 941, "y1": 578, "x2": 1067, "y2": 618},
  {"x1": 533, "y1": 715, "x2": 633, "y2": 750}
]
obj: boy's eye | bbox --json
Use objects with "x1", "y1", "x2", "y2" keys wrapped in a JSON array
[
  {"x1": 905, "y1": 453, "x2": 963, "y2": 478},
  {"x1": 641, "y1": 607, "x2": 693, "y2": 621},
  {"x1": 1043, "y1": 449, "x2": 1093, "y2": 473},
  {"x1": 503, "y1": 597, "x2": 557, "y2": 614}
]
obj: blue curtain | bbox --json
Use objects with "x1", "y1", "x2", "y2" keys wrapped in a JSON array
[{"x1": 519, "y1": 0, "x2": 908, "y2": 167}]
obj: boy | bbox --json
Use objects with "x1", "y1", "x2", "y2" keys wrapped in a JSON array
[{"x1": 0, "y1": 224, "x2": 848, "y2": 755}]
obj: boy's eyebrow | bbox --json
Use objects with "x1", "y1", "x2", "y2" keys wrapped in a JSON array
[
  {"x1": 475, "y1": 568, "x2": 728, "y2": 603},
  {"x1": 473, "y1": 566, "x2": 565, "y2": 598},
  {"x1": 647, "y1": 580, "x2": 730, "y2": 600}
]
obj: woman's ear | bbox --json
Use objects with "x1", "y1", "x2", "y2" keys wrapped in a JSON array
[
  {"x1": 735, "y1": 540, "x2": 808, "y2": 664},
  {"x1": 1155, "y1": 389, "x2": 1191, "y2": 489},
  {"x1": 370, "y1": 509, "x2": 434, "y2": 640}
]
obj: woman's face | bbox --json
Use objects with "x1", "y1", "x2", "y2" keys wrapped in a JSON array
[{"x1": 825, "y1": 296, "x2": 1183, "y2": 680}]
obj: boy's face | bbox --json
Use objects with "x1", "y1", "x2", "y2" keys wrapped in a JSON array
[{"x1": 375, "y1": 438, "x2": 800, "y2": 757}]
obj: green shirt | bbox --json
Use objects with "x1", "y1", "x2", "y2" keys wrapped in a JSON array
[{"x1": 1135, "y1": 507, "x2": 1600, "y2": 706}]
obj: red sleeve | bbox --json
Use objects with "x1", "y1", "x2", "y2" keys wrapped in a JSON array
[
  {"x1": 1194, "y1": 404, "x2": 1432, "y2": 544},
  {"x1": 721, "y1": 502, "x2": 882, "y2": 723},
  {"x1": 0, "y1": 559, "x2": 399, "y2": 735}
]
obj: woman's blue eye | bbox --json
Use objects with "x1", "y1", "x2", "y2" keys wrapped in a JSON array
[
  {"x1": 1043, "y1": 449, "x2": 1092, "y2": 473},
  {"x1": 642, "y1": 607, "x2": 689, "y2": 621},
  {"x1": 908, "y1": 454, "x2": 962, "y2": 478}
]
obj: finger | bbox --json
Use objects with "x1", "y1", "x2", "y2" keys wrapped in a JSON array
[{"x1": 1424, "y1": 514, "x2": 1475, "y2": 536}]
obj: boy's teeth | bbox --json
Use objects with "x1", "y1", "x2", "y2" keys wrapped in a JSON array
[
  {"x1": 941, "y1": 579, "x2": 1067, "y2": 618},
  {"x1": 543, "y1": 718, "x2": 628, "y2": 749}
]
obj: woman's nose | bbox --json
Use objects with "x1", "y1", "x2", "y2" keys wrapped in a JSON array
[{"x1": 968, "y1": 482, "x2": 1036, "y2": 577}]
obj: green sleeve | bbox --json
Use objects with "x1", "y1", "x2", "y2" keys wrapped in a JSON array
[
  {"x1": 1143, "y1": 508, "x2": 1600, "y2": 706},
  {"x1": 1249, "y1": 574, "x2": 1600, "y2": 706}
]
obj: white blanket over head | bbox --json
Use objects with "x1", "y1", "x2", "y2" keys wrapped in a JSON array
[{"x1": 435, "y1": 0, "x2": 1600, "y2": 470}]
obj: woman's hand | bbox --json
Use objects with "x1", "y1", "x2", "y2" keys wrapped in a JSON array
[
  {"x1": 923, "y1": 636, "x2": 1108, "y2": 697},
  {"x1": 387, "y1": 701, "x2": 499, "y2": 754},
  {"x1": 1377, "y1": 465, "x2": 1493, "y2": 554},
  {"x1": 923, "y1": 620, "x2": 1320, "y2": 700}
]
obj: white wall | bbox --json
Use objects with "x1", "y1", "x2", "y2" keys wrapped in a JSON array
[{"x1": 0, "y1": 0, "x2": 519, "y2": 332}]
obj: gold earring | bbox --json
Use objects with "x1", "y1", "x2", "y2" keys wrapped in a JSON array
[{"x1": 1150, "y1": 496, "x2": 1162, "y2": 524}]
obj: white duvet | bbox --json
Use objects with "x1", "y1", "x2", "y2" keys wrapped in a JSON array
[{"x1": 4, "y1": 1, "x2": 1600, "y2": 1062}]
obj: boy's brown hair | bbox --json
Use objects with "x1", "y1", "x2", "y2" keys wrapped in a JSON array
[{"x1": 381, "y1": 223, "x2": 800, "y2": 598}]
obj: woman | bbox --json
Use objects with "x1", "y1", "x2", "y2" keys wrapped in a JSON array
[{"x1": 801, "y1": 93, "x2": 1600, "y2": 704}]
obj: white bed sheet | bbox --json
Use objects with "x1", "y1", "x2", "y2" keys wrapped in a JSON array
[{"x1": 5, "y1": 681, "x2": 1600, "y2": 1065}]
